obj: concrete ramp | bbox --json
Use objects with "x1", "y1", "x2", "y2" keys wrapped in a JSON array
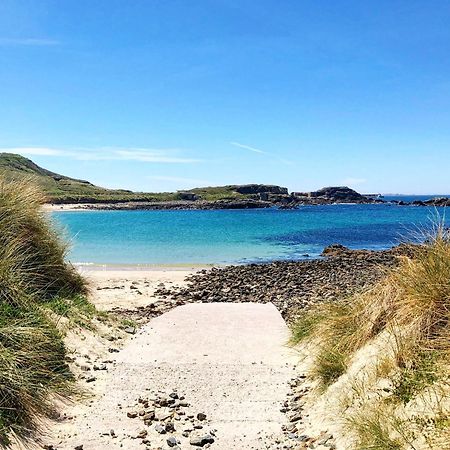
[{"x1": 56, "y1": 303, "x2": 297, "y2": 449}]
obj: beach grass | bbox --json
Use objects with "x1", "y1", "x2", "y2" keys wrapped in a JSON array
[
  {"x1": 0, "y1": 176, "x2": 91, "y2": 446},
  {"x1": 291, "y1": 227, "x2": 450, "y2": 448}
]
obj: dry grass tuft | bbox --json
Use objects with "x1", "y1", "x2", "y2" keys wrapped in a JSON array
[
  {"x1": 0, "y1": 177, "x2": 87, "y2": 305},
  {"x1": 347, "y1": 408, "x2": 404, "y2": 450},
  {"x1": 0, "y1": 176, "x2": 90, "y2": 447},
  {"x1": 291, "y1": 225, "x2": 450, "y2": 448}
]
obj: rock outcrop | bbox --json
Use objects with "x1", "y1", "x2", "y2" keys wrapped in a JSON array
[
  {"x1": 292, "y1": 186, "x2": 372, "y2": 203},
  {"x1": 234, "y1": 184, "x2": 289, "y2": 195},
  {"x1": 411, "y1": 197, "x2": 450, "y2": 207}
]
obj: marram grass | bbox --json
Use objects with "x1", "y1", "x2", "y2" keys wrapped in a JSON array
[
  {"x1": 291, "y1": 228, "x2": 450, "y2": 448},
  {"x1": 0, "y1": 176, "x2": 88, "y2": 447}
]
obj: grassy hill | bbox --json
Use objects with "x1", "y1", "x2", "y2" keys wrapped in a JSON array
[
  {"x1": 0, "y1": 153, "x2": 287, "y2": 204},
  {"x1": 0, "y1": 153, "x2": 177, "y2": 203}
]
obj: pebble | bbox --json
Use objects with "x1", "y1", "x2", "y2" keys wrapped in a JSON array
[
  {"x1": 167, "y1": 436, "x2": 179, "y2": 447},
  {"x1": 190, "y1": 434, "x2": 215, "y2": 447},
  {"x1": 155, "y1": 424, "x2": 166, "y2": 434}
]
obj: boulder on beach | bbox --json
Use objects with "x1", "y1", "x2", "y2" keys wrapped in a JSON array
[{"x1": 321, "y1": 243, "x2": 350, "y2": 256}]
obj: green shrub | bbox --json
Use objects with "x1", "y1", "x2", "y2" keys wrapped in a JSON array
[
  {"x1": 290, "y1": 309, "x2": 325, "y2": 344},
  {"x1": 391, "y1": 350, "x2": 439, "y2": 404},
  {"x1": 348, "y1": 409, "x2": 404, "y2": 450}
]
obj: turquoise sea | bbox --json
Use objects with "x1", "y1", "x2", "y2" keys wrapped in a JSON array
[{"x1": 52, "y1": 202, "x2": 448, "y2": 265}]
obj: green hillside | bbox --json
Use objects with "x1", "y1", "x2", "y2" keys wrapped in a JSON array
[
  {"x1": 0, "y1": 153, "x2": 286, "y2": 204},
  {"x1": 0, "y1": 153, "x2": 176, "y2": 203}
]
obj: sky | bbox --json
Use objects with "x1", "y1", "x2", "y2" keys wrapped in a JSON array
[{"x1": 0, "y1": 1, "x2": 450, "y2": 194}]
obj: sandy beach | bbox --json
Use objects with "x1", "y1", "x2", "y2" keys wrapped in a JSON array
[
  {"x1": 43, "y1": 204, "x2": 98, "y2": 212},
  {"x1": 77, "y1": 266, "x2": 200, "y2": 311}
]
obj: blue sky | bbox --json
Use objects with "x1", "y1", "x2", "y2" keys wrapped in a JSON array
[{"x1": 0, "y1": 0, "x2": 449, "y2": 194}]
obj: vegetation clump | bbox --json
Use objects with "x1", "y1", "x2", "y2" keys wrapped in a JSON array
[
  {"x1": 0, "y1": 177, "x2": 91, "y2": 446},
  {"x1": 292, "y1": 228, "x2": 450, "y2": 449}
]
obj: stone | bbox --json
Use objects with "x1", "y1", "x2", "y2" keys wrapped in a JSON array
[
  {"x1": 143, "y1": 410, "x2": 156, "y2": 421},
  {"x1": 156, "y1": 410, "x2": 172, "y2": 421},
  {"x1": 288, "y1": 412, "x2": 302, "y2": 422},
  {"x1": 155, "y1": 424, "x2": 166, "y2": 434},
  {"x1": 190, "y1": 434, "x2": 215, "y2": 446},
  {"x1": 317, "y1": 433, "x2": 333, "y2": 445},
  {"x1": 196, "y1": 412, "x2": 207, "y2": 421},
  {"x1": 136, "y1": 429, "x2": 147, "y2": 439},
  {"x1": 167, "y1": 437, "x2": 179, "y2": 447},
  {"x1": 165, "y1": 422, "x2": 175, "y2": 433}
]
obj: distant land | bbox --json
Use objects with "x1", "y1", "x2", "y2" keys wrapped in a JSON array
[{"x1": 0, "y1": 153, "x2": 448, "y2": 210}]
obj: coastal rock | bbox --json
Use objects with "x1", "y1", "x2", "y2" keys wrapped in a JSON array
[
  {"x1": 424, "y1": 197, "x2": 450, "y2": 207},
  {"x1": 190, "y1": 434, "x2": 215, "y2": 446},
  {"x1": 234, "y1": 184, "x2": 289, "y2": 195},
  {"x1": 321, "y1": 244, "x2": 350, "y2": 256},
  {"x1": 308, "y1": 186, "x2": 370, "y2": 202},
  {"x1": 167, "y1": 436, "x2": 179, "y2": 447}
]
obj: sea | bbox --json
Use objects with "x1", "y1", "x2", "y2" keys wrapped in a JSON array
[{"x1": 51, "y1": 196, "x2": 449, "y2": 266}]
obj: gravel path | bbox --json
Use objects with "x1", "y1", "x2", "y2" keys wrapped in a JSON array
[{"x1": 53, "y1": 303, "x2": 297, "y2": 450}]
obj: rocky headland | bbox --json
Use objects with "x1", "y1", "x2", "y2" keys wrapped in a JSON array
[{"x1": 50, "y1": 185, "x2": 381, "y2": 211}]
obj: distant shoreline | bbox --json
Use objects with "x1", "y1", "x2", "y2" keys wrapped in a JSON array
[
  {"x1": 44, "y1": 197, "x2": 450, "y2": 211},
  {"x1": 74, "y1": 262, "x2": 214, "y2": 272}
]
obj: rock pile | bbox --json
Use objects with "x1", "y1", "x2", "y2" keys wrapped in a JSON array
[
  {"x1": 154, "y1": 247, "x2": 400, "y2": 322},
  {"x1": 266, "y1": 373, "x2": 337, "y2": 449},
  {"x1": 125, "y1": 390, "x2": 216, "y2": 448},
  {"x1": 112, "y1": 296, "x2": 185, "y2": 323}
]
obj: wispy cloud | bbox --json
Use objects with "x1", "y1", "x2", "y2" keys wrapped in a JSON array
[
  {"x1": 114, "y1": 150, "x2": 200, "y2": 163},
  {"x1": 230, "y1": 141, "x2": 293, "y2": 165},
  {"x1": 342, "y1": 177, "x2": 367, "y2": 186},
  {"x1": 1, "y1": 147, "x2": 202, "y2": 164},
  {"x1": 0, "y1": 38, "x2": 60, "y2": 47},
  {"x1": 230, "y1": 141, "x2": 267, "y2": 154}
]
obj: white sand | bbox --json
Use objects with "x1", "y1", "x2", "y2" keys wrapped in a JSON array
[{"x1": 79, "y1": 267, "x2": 198, "y2": 310}]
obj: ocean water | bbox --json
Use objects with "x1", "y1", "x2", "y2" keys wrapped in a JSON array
[{"x1": 51, "y1": 203, "x2": 448, "y2": 265}]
